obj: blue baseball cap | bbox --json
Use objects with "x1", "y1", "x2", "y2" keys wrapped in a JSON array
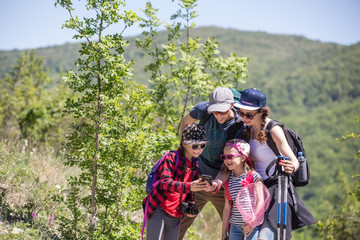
[{"x1": 235, "y1": 88, "x2": 266, "y2": 110}]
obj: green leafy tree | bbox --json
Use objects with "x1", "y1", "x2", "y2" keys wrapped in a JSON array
[
  {"x1": 0, "y1": 50, "x2": 70, "y2": 146},
  {"x1": 317, "y1": 118, "x2": 360, "y2": 240},
  {"x1": 136, "y1": 0, "x2": 249, "y2": 130},
  {"x1": 54, "y1": 0, "x2": 173, "y2": 239},
  {"x1": 0, "y1": 50, "x2": 49, "y2": 140}
]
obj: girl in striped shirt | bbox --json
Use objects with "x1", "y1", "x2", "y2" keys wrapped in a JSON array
[{"x1": 221, "y1": 139, "x2": 262, "y2": 240}]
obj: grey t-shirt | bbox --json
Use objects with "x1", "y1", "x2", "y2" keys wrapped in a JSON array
[{"x1": 189, "y1": 102, "x2": 244, "y2": 178}]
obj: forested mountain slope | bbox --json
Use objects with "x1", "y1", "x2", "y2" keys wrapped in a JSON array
[{"x1": 1, "y1": 26, "x2": 359, "y2": 223}]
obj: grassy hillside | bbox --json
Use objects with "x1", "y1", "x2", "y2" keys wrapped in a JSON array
[{"x1": 1, "y1": 26, "x2": 359, "y2": 239}]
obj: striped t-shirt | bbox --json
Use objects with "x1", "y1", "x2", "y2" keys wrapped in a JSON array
[{"x1": 229, "y1": 170, "x2": 261, "y2": 225}]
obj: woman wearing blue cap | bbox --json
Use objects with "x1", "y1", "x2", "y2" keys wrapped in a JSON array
[{"x1": 236, "y1": 88, "x2": 315, "y2": 240}]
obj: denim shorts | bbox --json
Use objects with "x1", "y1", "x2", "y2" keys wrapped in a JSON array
[
  {"x1": 229, "y1": 224, "x2": 259, "y2": 240},
  {"x1": 258, "y1": 221, "x2": 276, "y2": 240}
]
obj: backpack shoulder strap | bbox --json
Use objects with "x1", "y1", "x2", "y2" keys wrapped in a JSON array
[
  {"x1": 151, "y1": 151, "x2": 180, "y2": 190},
  {"x1": 152, "y1": 151, "x2": 171, "y2": 179},
  {"x1": 227, "y1": 115, "x2": 245, "y2": 141},
  {"x1": 199, "y1": 107, "x2": 211, "y2": 126},
  {"x1": 265, "y1": 120, "x2": 284, "y2": 156},
  {"x1": 224, "y1": 180, "x2": 233, "y2": 205},
  {"x1": 246, "y1": 170, "x2": 255, "y2": 184},
  {"x1": 224, "y1": 176, "x2": 235, "y2": 235},
  {"x1": 171, "y1": 150, "x2": 181, "y2": 172}
]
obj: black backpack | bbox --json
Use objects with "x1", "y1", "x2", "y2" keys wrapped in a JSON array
[{"x1": 265, "y1": 120, "x2": 310, "y2": 187}]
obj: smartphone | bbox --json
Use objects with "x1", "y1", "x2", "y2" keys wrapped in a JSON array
[{"x1": 200, "y1": 174, "x2": 213, "y2": 186}]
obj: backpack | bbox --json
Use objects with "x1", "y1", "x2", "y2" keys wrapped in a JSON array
[
  {"x1": 265, "y1": 120, "x2": 310, "y2": 187},
  {"x1": 199, "y1": 88, "x2": 245, "y2": 141},
  {"x1": 141, "y1": 151, "x2": 180, "y2": 239},
  {"x1": 145, "y1": 151, "x2": 180, "y2": 194}
]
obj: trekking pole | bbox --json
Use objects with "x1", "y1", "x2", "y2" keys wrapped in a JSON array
[
  {"x1": 282, "y1": 157, "x2": 290, "y2": 240},
  {"x1": 276, "y1": 156, "x2": 283, "y2": 239}
]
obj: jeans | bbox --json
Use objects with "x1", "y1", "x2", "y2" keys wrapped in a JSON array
[
  {"x1": 146, "y1": 207, "x2": 181, "y2": 240},
  {"x1": 178, "y1": 188, "x2": 225, "y2": 240},
  {"x1": 258, "y1": 221, "x2": 276, "y2": 240},
  {"x1": 229, "y1": 224, "x2": 259, "y2": 240}
]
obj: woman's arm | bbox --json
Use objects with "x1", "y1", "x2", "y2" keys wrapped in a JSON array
[
  {"x1": 271, "y1": 125, "x2": 299, "y2": 174},
  {"x1": 253, "y1": 178, "x2": 264, "y2": 216},
  {"x1": 221, "y1": 198, "x2": 231, "y2": 240}
]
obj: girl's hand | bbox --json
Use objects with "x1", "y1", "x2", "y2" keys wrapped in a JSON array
[
  {"x1": 203, "y1": 181, "x2": 214, "y2": 192},
  {"x1": 190, "y1": 179, "x2": 207, "y2": 192},
  {"x1": 279, "y1": 159, "x2": 296, "y2": 175},
  {"x1": 242, "y1": 223, "x2": 253, "y2": 236},
  {"x1": 204, "y1": 179, "x2": 222, "y2": 192},
  {"x1": 221, "y1": 232, "x2": 229, "y2": 240}
]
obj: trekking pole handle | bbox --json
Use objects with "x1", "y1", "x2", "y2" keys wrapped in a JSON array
[
  {"x1": 283, "y1": 157, "x2": 290, "y2": 176},
  {"x1": 276, "y1": 156, "x2": 285, "y2": 175},
  {"x1": 277, "y1": 156, "x2": 290, "y2": 175}
]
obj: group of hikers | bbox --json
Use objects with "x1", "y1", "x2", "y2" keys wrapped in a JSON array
[{"x1": 143, "y1": 87, "x2": 315, "y2": 240}]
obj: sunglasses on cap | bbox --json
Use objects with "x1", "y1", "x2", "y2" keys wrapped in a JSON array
[
  {"x1": 213, "y1": 108, "x2": 231, "y2": 115},
  {"x1": 220, "y1": 154, "x2": 243, "y2": 160},
  {"x1": 191, "y1": 143, "x2": 206, "y2": 150},
  {"x1": 239, "y1": 109, "x2": 260, "y2": 120}
]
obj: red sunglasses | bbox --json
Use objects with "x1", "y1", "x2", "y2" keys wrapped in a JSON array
[{"x1": 220, "y1": 151, "x2": 253, "y2": 168}]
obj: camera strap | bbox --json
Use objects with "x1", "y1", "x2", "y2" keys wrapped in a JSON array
[{"x1": 178, "y1": 157, "x2": 198, "y2": 215}]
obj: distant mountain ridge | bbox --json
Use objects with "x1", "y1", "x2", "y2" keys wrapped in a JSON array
[
  {"x1": 1, "y1": 26, "x2": 359, "y2": 116},
  {"x1": 1, "y1": 27, "x2": 359, "y2": 110}
]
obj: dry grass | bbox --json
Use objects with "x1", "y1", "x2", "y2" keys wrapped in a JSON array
[{"x1": 0, "y1": 139, "x2": 77, "y2": 228}]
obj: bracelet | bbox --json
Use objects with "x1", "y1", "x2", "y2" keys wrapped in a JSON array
[{"x1": 212, "y1": 179, "x2": 223, "y2": 194}]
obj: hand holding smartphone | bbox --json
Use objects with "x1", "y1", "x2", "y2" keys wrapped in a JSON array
[{"x1": 200, "y1": 174, "x2": 213, "y2": 186}]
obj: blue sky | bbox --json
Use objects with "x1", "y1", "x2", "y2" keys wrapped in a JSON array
[{"x1": 1, "y1": 0, "x2": 360, "y2": 50}]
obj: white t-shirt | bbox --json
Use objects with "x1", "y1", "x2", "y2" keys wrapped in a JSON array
[{"x1": 249, "y1": 119, "x2": 277, "y2": 180}]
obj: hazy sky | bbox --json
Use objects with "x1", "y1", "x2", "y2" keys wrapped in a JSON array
[{"x1": 1, "y1": 0, "x2": 360, "y2": 50}]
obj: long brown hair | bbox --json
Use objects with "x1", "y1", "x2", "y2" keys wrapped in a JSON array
[
  {"x1": 179, "y1": 138, "x2": 190, "y2": 171},
  {"x1": 243, "y1": 107, "x2": 271, "y2": 143}
]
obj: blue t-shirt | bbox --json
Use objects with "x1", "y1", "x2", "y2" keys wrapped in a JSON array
[{"x1": 189, "y1": 102, "x2": 244, "y2": 178}]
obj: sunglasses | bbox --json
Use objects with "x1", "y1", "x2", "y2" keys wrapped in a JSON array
[
  {"x1": 191, "y1": 143, "x2": 206, "y2": 150},
  {"x1": 213, "y1": 108, "x2": 231, "y2": 115},
  {"x1": 220, "y1": 154, "x2": 243, "y2": 160},
  {"x1": 239, "y1": 110, "x2": 260, "y2": 120}
]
